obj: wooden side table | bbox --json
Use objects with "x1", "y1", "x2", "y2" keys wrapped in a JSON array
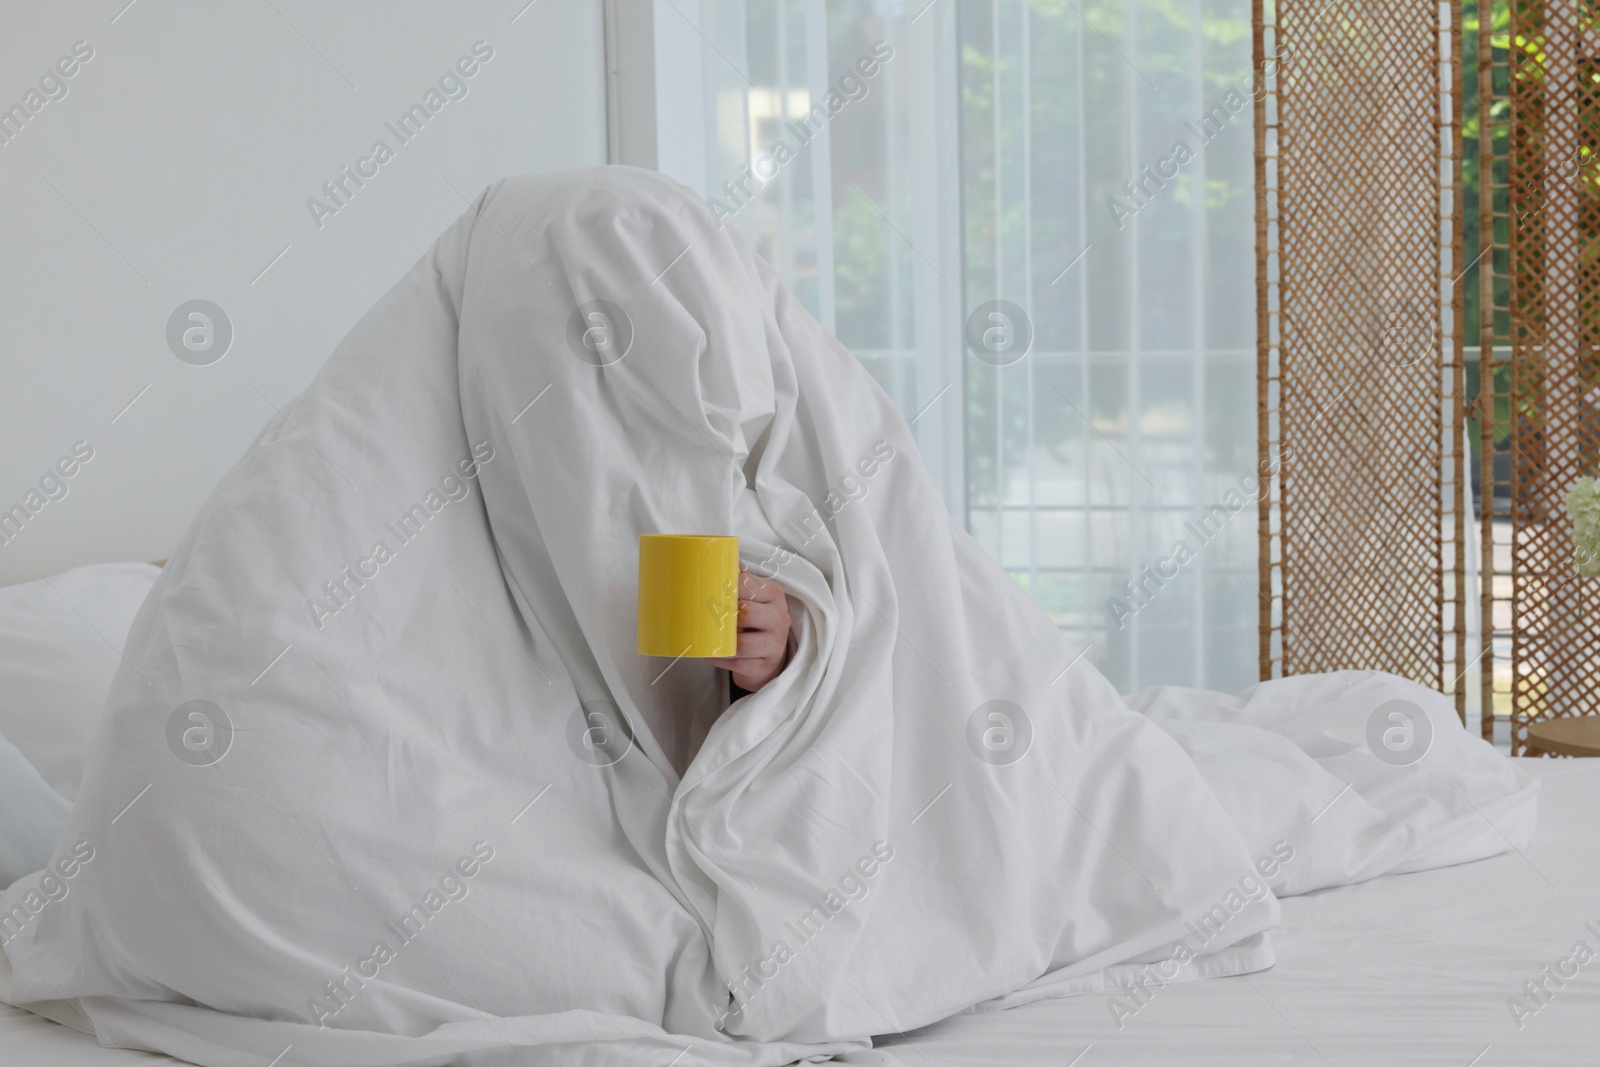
[{"x1": 1525, "y1": 716, "x2": 1600, "y2": 757}]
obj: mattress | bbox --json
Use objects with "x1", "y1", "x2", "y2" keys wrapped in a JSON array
[{"x1": 2, "y1": 759, "x2": 1595, "y2": 1067}]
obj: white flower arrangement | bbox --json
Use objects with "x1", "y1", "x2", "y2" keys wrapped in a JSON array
[{"x1": 1569, "y1": 477, "x2": 1600, "y2": 578}]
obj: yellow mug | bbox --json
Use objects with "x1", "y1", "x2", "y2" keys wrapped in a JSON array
[{"x1": 636, "y1": 534, "x2": 739, "y2": 658}]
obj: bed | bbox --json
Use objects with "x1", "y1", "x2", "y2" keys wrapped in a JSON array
[{"x1": 2, "y1": 758, "x2": 1594, "y2": 1066}]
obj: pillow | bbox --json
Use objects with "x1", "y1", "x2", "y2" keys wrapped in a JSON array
[
  {"x1": 0, "y1": 730, "x2": 69, "y2": 889},
  {"x1": 0, "y1": 562, "x2": 159, "y2": 801}
]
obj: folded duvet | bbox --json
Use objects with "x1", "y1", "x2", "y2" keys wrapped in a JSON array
[{"x1": 0, "y1": 167, "x2": 1537, "y2": 1066}]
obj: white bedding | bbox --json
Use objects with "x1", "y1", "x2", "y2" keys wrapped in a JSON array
[
  {"x1": 872, "y1": 759, "x2": 1600, "y2": 1066},
  {"x1": 0, "y1": 168, "x2": 1542, "y2": 1065},
  {"x1": 0, "y1": 563, "x2": 159, "y2": 889},
  {"x1": 4, "y1": 759, "x2": 1591, "y2": 1067},
  {"x1": 0, "y1": 562, "x2": 160, "y2": 802}
]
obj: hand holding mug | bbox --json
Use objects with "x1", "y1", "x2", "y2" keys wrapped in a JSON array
[{"x1": 707, "y1": 564, "x2": 793, "y2": 693}]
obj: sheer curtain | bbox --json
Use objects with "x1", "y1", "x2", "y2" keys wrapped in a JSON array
[{"x1": 654, "y1": 0, "x2": 1257, "y2": 694}]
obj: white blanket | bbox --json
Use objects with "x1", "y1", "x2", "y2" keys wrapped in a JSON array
[{"x1": 0, "y1": 167, "x2": 1536, "y2": 1066}]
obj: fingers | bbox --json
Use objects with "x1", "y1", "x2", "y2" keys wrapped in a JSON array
[
  {"x1": 710, "y1": 566, "x2": 793, "y2": 692},
  {"x1": 706, "y1": 619, "x2": 786, "y2": 665},
  {"x1": 706, "y1": 645, "x2": 778, "y2": 673},
  {"x1": 740, "y1": 624, "x2": 787, "y2": 661},
  {"x1": 737, "y1": 593, "x2": 786, "y2": 635},
  {"x1": 716, "y1": 648, "x2": 783, "y2": 691},
  {"x1": 707, "y1": 636, "x2": 780, "y2": 679},
  {"x1": 737, "y1": 563, "x2": 782, "y2": 604}
]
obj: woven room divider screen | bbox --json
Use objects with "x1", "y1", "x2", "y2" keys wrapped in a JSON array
[
  {"x1": 1480, "y1": 0, "x2": 1600, "y2": 752},
  {"x1": 1252, "y1": 0, "x2": 1468, "y2": 718}
]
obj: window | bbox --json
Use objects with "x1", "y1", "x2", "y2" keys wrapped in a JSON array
[{"x1": 632, "y1": 0, "x2": 1258, "y2": 693}]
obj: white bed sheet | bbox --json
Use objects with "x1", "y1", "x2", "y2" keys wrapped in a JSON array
[
  {"x1": 874, "y1": 758, "x2": 1600, "y2": 1066},
  {"x1": 3, "y1": 759, "x2": 1595, "y2": 1067}
]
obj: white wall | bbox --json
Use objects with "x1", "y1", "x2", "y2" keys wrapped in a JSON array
[{"x1": 0, "y1": 0, "x2": 607, "y2": 585}]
